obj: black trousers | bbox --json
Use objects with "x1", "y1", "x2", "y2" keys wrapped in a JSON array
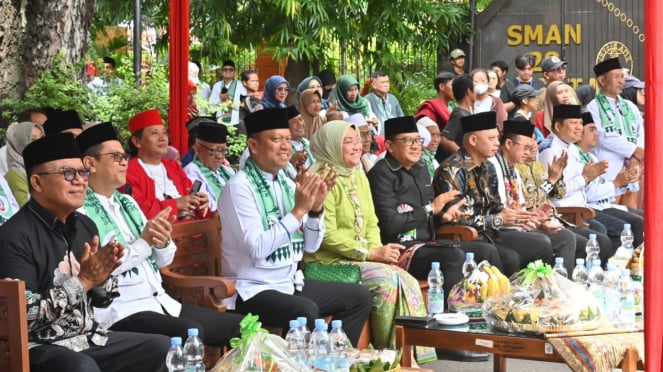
[
  {"x1": 233, "y1": 279, "x2": 372, "y2": 346},
  {"x1": 595, "y1": 207, "x2": 644, "y2": 249},
  {"x1": 407, "y1": 244, "x2": 465, "y2": 305},
  {"x1": 29, "y1": 331, "x2": 170, "y2": 372},
  {"x1": 109, "y1": 304, "x2": 243, "y2": 347},
  {"x1": 537, "y1": 227, "x2": 577, "y2": 275},
  {"x1": 493, "y1": 230, "x2": 554, "y2": 277}
]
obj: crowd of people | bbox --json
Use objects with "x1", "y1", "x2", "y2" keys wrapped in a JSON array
[{"x1": 0, "y1": 51, "x2": 645, "y2": 371}]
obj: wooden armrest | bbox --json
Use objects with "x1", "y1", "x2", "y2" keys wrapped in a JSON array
[
  {"x1": 161, "y1": 269, "x2": 235, "y2": 311},
  {"x1": 435, "y1": 225, "x2": 478, "y2": 241},
  {"x1": 556, "y1": 206, "x2": 595, "y2": 228}
]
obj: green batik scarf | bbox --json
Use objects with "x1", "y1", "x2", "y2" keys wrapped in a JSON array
[
  {"x1": 244, "y1": 157, "x2": 304, "y2": 263},
  {"x1": 421, "y1": 149, "x2": 436, "y2": 179},
  {"x1": 192, "y1": 157, "x2": 233, "y2": 199},
  {"x1": 84, "y1": 188, "x2": 159, "y2": 277},
  {"x1": 595, "y1": 92, "x2": 639, "y2": 144}
]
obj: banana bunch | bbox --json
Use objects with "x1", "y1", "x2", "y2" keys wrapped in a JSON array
[{"x1": 462, "y1": 263, "x2": 510, "y2": 304}]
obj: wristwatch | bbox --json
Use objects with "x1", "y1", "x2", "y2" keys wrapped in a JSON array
[
  {"x1": 492, "y1": 214, "x2": 503, "y2": 228},
  {"x1": 308, "y1": 208, "x2": 324, "y2": 218},
  {"x1": 424, "y1": 203, "x2": 434, "y2": 217}
]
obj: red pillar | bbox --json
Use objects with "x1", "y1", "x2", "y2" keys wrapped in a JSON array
[
  {"x1": 644, "y1": 1, "x2": 660, "y2": 370},
  {"x1": 168, "y1": 0, "x2": 189, "y2": 154}
]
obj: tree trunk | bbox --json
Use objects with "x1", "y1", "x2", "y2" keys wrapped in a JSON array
[
  {"x1": 283, "y1": 56, "x2": 312, "y2": 106},
  {"x1": 0, "y1": 0, "x2": 95, "y2": 102}
]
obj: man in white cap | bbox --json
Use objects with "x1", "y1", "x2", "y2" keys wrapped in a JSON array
[{"x1": 449, "y1": 49, "x2": 467, "y2": 76}]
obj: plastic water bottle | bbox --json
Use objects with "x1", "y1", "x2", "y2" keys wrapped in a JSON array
[
  {"x1": 553, "y1": 257, "x2": 568, "y2": 278},
  {"x1": 619, "y1": 269, "x2": 636, "y2": 329},
  {"x1": 183, "y1": 328, "x2": 205, "y2": 372},
  {"x1": 588, "y1": 259, "x2": 605, "y2": 308},
  {"x1": 329, "y1": 320, "x2": 350, "y2": 372},
  {"x1": 166, "y1": 337, "x2": 185, "y2": 372},
  {"x1": 427, "y1": 261, "x2": 445, "y2": 316},
  {"x1": 572, "y1": 258, "x2": 589, "y2": 287},
  {"x1": 285, "y1": 320, "x2": 307, "y2": 364},
  {"x1": 308, "y1": 319, "x2": 330, "y2": 367},
  {"x1": 603, "y1": 263, "x2": 621, "y2": 325},
  {"x1": 621, "y1": 224, "x2": 634, "y2": 252},
  {"x1": 462, "y1": 252, "x2": 477, "y2": 278},
  {"x1": 585, "y1": 234, "x2": 601, "y2": 270},
  {"x1": 297, "y1": 316, "x2": 311, "y2": 345}
]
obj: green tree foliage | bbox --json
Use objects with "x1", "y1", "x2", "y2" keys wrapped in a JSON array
[{"x1": 93, "y1": 0, "x2": 472, "y2": 75}]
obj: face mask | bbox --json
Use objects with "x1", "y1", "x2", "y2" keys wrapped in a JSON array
[{"x1": 474, "y1": 83, "x2": 488, "y2": 95}]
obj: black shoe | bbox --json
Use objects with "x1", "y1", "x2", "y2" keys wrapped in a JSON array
[{"x1": 436, "y1": 348, "x2": 491, "y2": 362}]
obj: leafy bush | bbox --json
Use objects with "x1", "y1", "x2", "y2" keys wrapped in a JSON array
[{"x1": 396, "y1": 71, "x2": 437, "y2": 116}]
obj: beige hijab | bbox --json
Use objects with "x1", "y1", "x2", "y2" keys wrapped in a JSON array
[{"x1": 299, "y1": 88, "x2": 327, "y2": 139}]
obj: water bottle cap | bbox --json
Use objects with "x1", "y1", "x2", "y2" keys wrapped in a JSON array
[
  {"x1": 607, "y1": 262, "x2": 616, "y2": 270},
  {"x1": 289, "y1": 320, "x2": 300, "y2": 329},
  {"x1": 555, "y1": 257, "x2": 563, "y2": 264},
  {"x1": 431, "y1": 261, "x2": 440, "y2": 270},
  {"x1": 171, "y1": 336, "x2": 182, "y2": 345},
  {"x1": 466, "y1": 252, "x2": 474, "y2": 259},
  {"x1": 187, "y1": 328, "x2": 199, "y2": 337},
  {"x1": 576, "y1": 258, "x2": 584, "y2": 265},
  {"x1": 331, "y1": 320, "x2": 342, "y2": 329},
  {"x1": 622, "y1": 268, "x2": 631, "y2": 276},
  {"x1": 315, "y1": 322, "x2": 328, "y2": 331},
  {"x1": 624, "y1": 224, "x2": 631, "y2": 229},
  {"x1": 589, "y1": 234, "x2": 597, "y2": 240},
  {"x1": 314, "y1": 318, "x2": 327, "y2": 329},
  {"x1": 592, "y1": 259, "x2": 601, "y2": 266}
]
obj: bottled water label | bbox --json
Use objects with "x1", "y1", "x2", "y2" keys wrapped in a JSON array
[{"x1": 428, "y1": 292, "x2": 444, "y2": 315}]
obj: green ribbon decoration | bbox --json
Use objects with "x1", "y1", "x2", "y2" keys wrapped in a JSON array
[
  {"x1": 518, "y1": 260, "x2": 553, "y2": 285},
  {"x1": 229, "y1": 313, "x2": 268, "y2": 350}
]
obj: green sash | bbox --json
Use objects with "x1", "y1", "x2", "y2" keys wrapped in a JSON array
[
  {"x1": 244, "y1": 157, "x2": 304, "y2": 264},
  {"x1": 421, "y1": 149, "x2": 436, "y2": 179},
  {"x1": 0, "y1": 186, "x2": 15, "y2": 225},
  {"x1": 192, "y1": 158, "x2": 233, "y2": 200},
  {"x1": 595, "y1": 92, "x2": 638, "y2": 144},
  {"x1": 221, "y1": 80, "x2": 238, "y2": 124},
  {"x1": 84, "y1": 188, "x2": 159, "y2": 276}
]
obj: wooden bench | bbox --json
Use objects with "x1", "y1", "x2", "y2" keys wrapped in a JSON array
[
  {"x1": 0, "y1": 279, "x2": 29, "y2": 372},
  {"x1": 557, "y1": 206, "x2": 596, "y2": 228},
  {"x1": 161, "y1": 212, "x2": 234, "y2": 368}
]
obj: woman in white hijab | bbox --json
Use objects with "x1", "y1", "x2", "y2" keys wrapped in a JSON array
[{"x1": 5, "y1": 121, "x2": 44, "y2": 206}]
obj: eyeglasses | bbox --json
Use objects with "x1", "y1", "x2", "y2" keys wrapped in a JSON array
[
  {"x1": 359, "y1": 131, "x2": 372, "y2": 138},
  {"x1": 198, "y1": 143, "x2": 228, "y2": 156},
  {"x1": 512, "y1": 141, "x2": 534, "y2": 152},
  {"x1": 37, "y1": 167, "x2": 90, "y2": 182},
  {"x1": 222, "y1": 68, "x2": 235, "y2": 72},
  {"x1": 276, "y1": 87, "x2": 289, "y2": 92},
  {"x1": 393, "y1": 137, "x2": 424, "y2": 146},
  {"x1": 95, "y1": 152, "x2": 128, "y2": 163}
]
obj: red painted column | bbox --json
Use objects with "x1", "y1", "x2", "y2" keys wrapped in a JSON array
[
  {"x1": 168, "y1": 0, "x2": 189, "y2": 154},
  {"x1": 644, "y1": 1, "x2": 660, "y2": 370}
]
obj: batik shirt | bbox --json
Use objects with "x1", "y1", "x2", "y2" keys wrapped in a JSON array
[
  {"x1": 515, "y1": 160, "x2": 566, "y2": 209},
  {"x1": 433, "y1": 149, "x2": 503, "y2": 237}
]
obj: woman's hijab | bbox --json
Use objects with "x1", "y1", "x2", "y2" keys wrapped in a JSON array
[
  {"x1": 298, "y1": 88, "x2": 327, "y2": 139},
  {"x1": 6, "y1": 121, "x2": 44, "y2": 170},
  {"x1": 296, "y1": 76, "x2": 323, "y2": 106},
  {"x1": 543, "y1": 81, "x2": 568, "y2": 132},
  {"x1": 331, "y1": 75, "x2": 370, "y2": 117},
  {"x1": 261, "y1": 75, "x2": 290, "y2": 109},
  {"x1": 309, "y1": 120, "x2": 359, "y2": 176}
]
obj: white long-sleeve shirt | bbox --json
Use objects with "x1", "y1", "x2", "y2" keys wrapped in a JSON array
[
  {"x1": 183, "y1": 161, "x2": 235, "y2": 212},
  {"x1": 219, "y1": 168, "x2": 324, "y2": 309},
  {"x1": 80, "y1": 192, "x2": 180, "y2": 328},
  {"x1": 538, "y1": 134, "x2": 588, "y2": 207}
]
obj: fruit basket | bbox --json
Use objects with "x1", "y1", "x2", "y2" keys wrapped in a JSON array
[
  {"x1": 448, "y1": 260, "x2": 511, "y2": 313},
  {"x1": 482, "y1": 260, "x2": 603, "y2": 334}
]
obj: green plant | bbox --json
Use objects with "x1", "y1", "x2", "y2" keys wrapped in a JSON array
[
  {"x1": 225, "y1": 125, "x2": 247, "y2": 169},
  {"x1": 396, "y1": 71, "x2": 437, "y2": 116}
]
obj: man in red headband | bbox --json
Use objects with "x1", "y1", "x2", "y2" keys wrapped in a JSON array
[{"x1": 125, "y1": 109, "x2": 209, "y2": 221}]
